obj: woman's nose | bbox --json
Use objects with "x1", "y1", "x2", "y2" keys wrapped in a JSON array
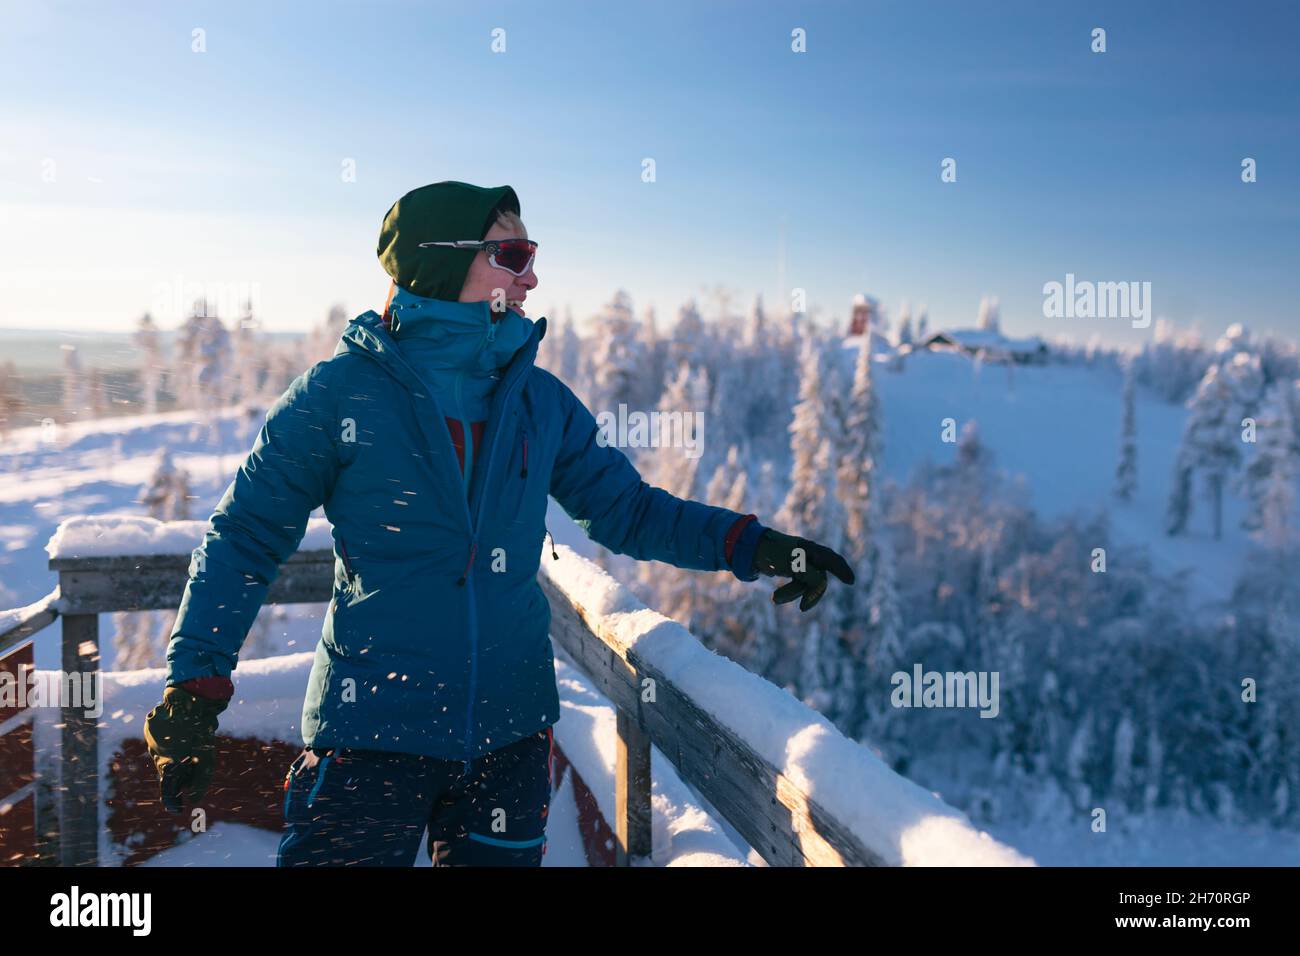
[{"x1": 518, "y1": 266, "x2": 538, "y2": 291}]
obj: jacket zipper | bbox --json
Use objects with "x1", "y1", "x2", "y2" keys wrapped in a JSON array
[
  {"x1": 353, "y1": 310, "x2": 537, "y2": 774},
  {"x1": 460, "y1": 368, "x2": 530, "y2": 772}
]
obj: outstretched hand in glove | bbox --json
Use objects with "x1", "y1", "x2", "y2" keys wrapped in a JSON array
[{"x1": 752, "y1": 528, "x2": 855, "y2": 611}]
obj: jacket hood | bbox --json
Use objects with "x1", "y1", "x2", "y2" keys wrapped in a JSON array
[
  {"x1": 334, "y1": 302, "x2": 548, "y2": 399},
  {"x1": 387, "y1": 284, "x2": 535, "y2": 375},
  {"x1": 376, "y1": 181, "x2": 521, "y2": 300}
]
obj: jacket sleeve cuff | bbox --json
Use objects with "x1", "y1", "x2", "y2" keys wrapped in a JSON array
[
  {"x1": 727, "y1": 515, "x2": 767, "y2": 583},
  {"x1": 175, "y1": 675, "x2": 235, "y2": 701}
]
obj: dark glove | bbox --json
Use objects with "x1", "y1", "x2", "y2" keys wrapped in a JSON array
[
  {"x1": 752, "y1": 529, "x2": 855, "y2": 611},
  {"x1": 144, "y1": 685, "x2": 230, "y2": 814}
]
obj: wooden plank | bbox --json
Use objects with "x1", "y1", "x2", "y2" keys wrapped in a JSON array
[
  {"x1": 615, "y1": 708, "x2": 652, "y2": 865},
  {"x1": 48, "y1": 548, "x2": 334, "y2": 573},
  {"x1": 541, "y1": 575, "x2": 884, "y2": 867},
  {"x1": 59, "y1": 612, "x2": 99, "y2": 867},
  {"x1": 0, "y1": 791, "x2": 36, "y2": 866},
  {"x1": 0, "y1": 598, "x2": 58, "y2": 659},
  {"x1": 0, "y1": 642, "x2": 34, "y2": 725},
  {"x1": 54, "y1": 556, "x2": 335, "y2": 614}
]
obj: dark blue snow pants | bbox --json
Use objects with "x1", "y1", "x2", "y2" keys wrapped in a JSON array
[{"x1": 276, "y1": 727, "x2": 554, "y2": 867}]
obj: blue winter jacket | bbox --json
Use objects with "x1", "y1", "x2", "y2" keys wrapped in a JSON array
[{"x1": 165, "y1": 302, "x2": 767, "y2": 763}]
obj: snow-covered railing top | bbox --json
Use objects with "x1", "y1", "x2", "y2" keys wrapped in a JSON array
[
  {"x1": 45, "y1": 515, "x2": 335, "y2": 563},
  {"x1": 35, "y1": 513, "x2": 1032, "y2": 867},
  {"x1": 536, "y1": 542, "x2": 1032, "y2": 867}
]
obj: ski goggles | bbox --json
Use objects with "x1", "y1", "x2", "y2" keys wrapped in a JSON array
[{"x1": 417, "y1": 238, "x2": 538, "y2": 277}]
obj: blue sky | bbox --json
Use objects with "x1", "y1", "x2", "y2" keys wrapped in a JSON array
[{"x1": 2, "y1": 0, "x2": 1297, "y2": 344}]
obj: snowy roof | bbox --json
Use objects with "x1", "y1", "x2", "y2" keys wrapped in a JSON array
[
  {"x1": 841, "y1": 330, "x2": 895, "y2": 355},
  {"x1": 922, "y1": 328, "x2": 1047, "y2": 355}
]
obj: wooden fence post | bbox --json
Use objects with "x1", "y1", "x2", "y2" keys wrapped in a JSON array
[
  {"x1": 0, "y1": 642, "x2": 36, "y2": 864},
  {"x1": 59, "y1": 612, "x2": 99, "y2": 867},
  {"x1": 615, "y1": 707, "x2": 652, "y2": 865}
]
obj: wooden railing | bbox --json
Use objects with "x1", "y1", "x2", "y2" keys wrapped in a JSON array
[{"x1": 2, "y1": 517, "x2": 1029, "y2": 868}]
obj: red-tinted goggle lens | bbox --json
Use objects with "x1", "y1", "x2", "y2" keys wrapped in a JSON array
[{"x1": 488, "y1": 239, "x2": 537, "y2": 276}]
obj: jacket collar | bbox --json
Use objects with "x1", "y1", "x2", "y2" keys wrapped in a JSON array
[
  {"x1": 387, "y1": 287, "x2": 535, "y2": 374},
  {"x1": 336, "y1": 308, "x2": 547, "y2": 399}
]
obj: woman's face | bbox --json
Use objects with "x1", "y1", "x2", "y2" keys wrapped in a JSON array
[{"x1": 457, "y1": 220, "x2": 538, "y2": 317}]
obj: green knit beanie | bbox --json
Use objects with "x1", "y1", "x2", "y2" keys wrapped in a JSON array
[{"x1": 376, "y1": 181, "x2": 521, "y2": 301}]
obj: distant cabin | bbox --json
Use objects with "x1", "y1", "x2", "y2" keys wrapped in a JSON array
[
  {"x1": 844, "y1": 294, "x2": 896, "y2": 358},
  {"x1": 919, "y1": 328, "x2": 1049, "y2": 365},
  {"x1": 847, "y1": 296, "x2": 881, "y2": 337}
]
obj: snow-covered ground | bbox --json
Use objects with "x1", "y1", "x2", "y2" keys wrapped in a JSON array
[{"x1": 851, "y1": 348, "x2": 1248, "y2": 603}]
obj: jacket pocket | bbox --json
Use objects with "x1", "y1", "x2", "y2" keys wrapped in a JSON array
[
  {"x1": 507, "y1": 426, "x2": 540, "y2": 528},
  {"x1": 283, "y1": 748, "x2": 335, "y2": 824}
]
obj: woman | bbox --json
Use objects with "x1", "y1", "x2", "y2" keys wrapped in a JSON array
[{"x1": 144, "y1": 180, "x2": 854, "y2": 866}]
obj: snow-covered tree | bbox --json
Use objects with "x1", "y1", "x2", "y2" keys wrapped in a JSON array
[
  {"x1": 232, "y1": 302, "x2": 265, "y2": 407},
  {"x1": 777, "y1": 338, "x2": 838, "y2": 543},
  {"x1": 540, "y1": 308, "x2": 584, "y2": 395},
  {"x1": 558, "y1": 308, "x2": 582, "y2": 386},
  {"x1": 798, "y1": 621, "x2": 833, "y2": 714},
  {"x1": 976, "y1": 296, "x2": 1001, "y2": 334},
  {"x1": 1165, "y1": 459, "x2": 1193, "y2": 536},
  {"x1": 639, "y1": 303, "x2": 667, "y2": 408},
  {"x1": 586, "y1": 291, "x2": 646, "y2": 414},
  {"x1": 1115, "y1": 359, "x2": 1138, "y2": 501},
  {"x1": 61, "y1": 344, "x2": 88, "y2": 422},
  {"x1": 1242, "y1": 379, "x2": 1300, "y2": 545},
  {"x1": 832, "y1": 332, "x2": 882, "y2": 699},
  {"x1": 112, "y1": 611, "x2": 162, "y2": 670},
  {"x1": 642, "y1": 360, "x2": 709, "y2": 500},
  {"x1": 1168, "y1": 363, "x2": 1242, "y2": 539},
  {"x1": 836, "y1": 334, "x2": 882, "y2": 567},
  {"x1": 0, "y1": 360, "x2": 23, "y2": 437},
  {"x1": 88, "y1": 368, "x2": 110, "y2": 419},
  {"x1": 739, "y1": 459, "x2": 786, "y2": 680},
  {"x1": 134, "y1": 313, "x2": 163, "y2": 414},
  {"x1": 896, "y1": 302, "x2": 914, "y2": 347},
  {"x1": 141, "y1": 448, "x2": 192, "y2": 521},
  {"x1": 113, "y1": 450, "x2": 195, "y2": 670},
  {"x1": 854, "y1": 530, "x2": 903, "y2": 742},
  {"x1": 669, "y1": 298, "x2": 706, "y2": 371},
  {"x1": 745, "y1": 294, "x2": 767, "y2": 350},
  {"x1": 175, "y1": 300, "x2": 233, "y2": 413},
  {"x1": 632, "y1": 361, "x2": 711, "y2": 628},
  {"x1": 173, "y1": 300, "x2": 209, "y2": 409},
  {"x1": 704, "y1": 348, "x2": 749, "y2": 484},
  {"x1": 776, "y1": 338, "x2": 853, "y2": 719},
  {"x1": 1137, "y1": 319, "x2": 1210, "y2": 403}
]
